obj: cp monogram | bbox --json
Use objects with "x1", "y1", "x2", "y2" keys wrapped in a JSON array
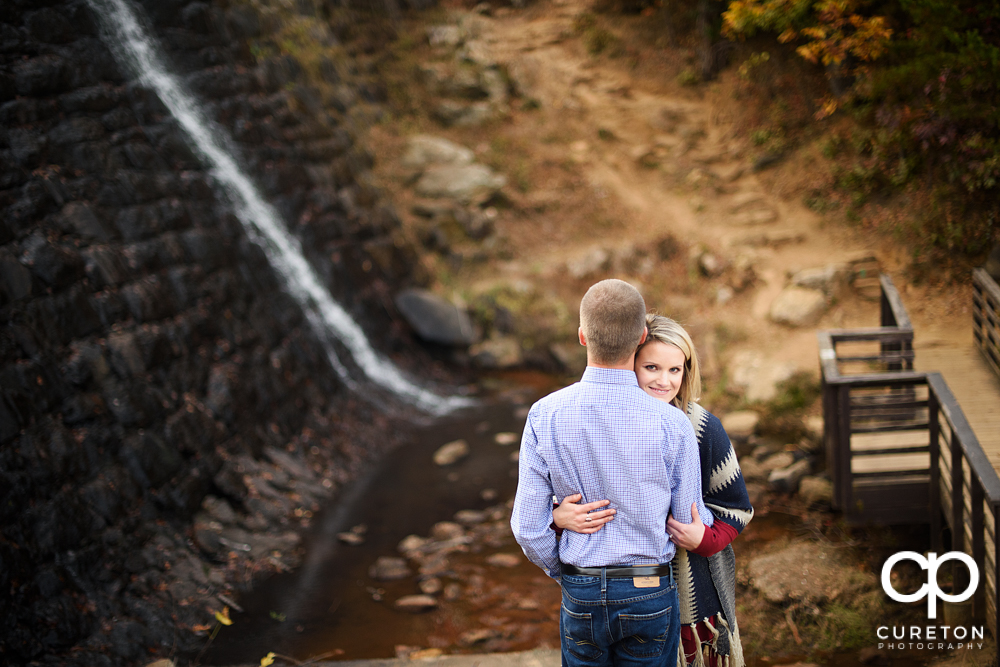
[{"x1": 881, "y1": 551, "x2": 979, "y2": 619}]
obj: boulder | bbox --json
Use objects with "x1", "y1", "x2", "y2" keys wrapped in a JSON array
[
  {"x1": 433, "y1": 440, "x2": 469, "y2": 466},
  {"x1": 414, "y1": 163, "x2": 506, "y2": 203},
  {"x1": 761, "y1": 451, "x2": 795, "y2": 473},
  {"x1": 748, "y1": 541, "x2": 873, "y2": 603},
  {"x1": 432, "y1": 100, "x2": 496, "y2": 128},
  {"x1": 470, "y1": 335, "x2": 522, "y2": 368},
  {"x1": 721, "y1": 411, "x2": 759, "y2": 440},
  {"x1": 401, "y1": 135, "x2": 474, "y2": 172},
  {"x1": 791, "y1": 263, "x2": 852, "y2": 300},
  {"x1": 768, "y1": 458, "x2": 811, "y2": 493},
  {"x1": 567, "y1": 246, "x2": 610, "y2": 279},
  {"x1": 769, "y1": 287, "x2": 827, "y2": 327},
  {"x1": 728, "y1": 350, "x2": 799, "y2": 402},
  {"x1": 798, "y1": 476, "x2": 833, "y2": 507},
  {"x1": 395, "y1": 288, "x2": 475, "y2": 346}
]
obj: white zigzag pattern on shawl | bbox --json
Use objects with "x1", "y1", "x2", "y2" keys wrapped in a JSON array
[
  {"x1": 675, "y1": 547, "x2": 700, "y2": 625},
  {"x1": 708, "y1": 446, "x2": 742, "y2": 495},
  {"x1": 706, "y1": 502, "x2": 754, "y2": 526}
]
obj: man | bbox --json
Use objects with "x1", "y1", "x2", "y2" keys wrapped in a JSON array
[{"x1": 511, "y1": 279, "x2": 710, "y2": 667}]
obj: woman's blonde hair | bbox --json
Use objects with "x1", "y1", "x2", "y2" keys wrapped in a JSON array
[{"x1": 637, "y1": 313, "x2": 702, "y2": 409}]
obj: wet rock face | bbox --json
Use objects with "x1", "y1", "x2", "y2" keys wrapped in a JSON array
[{"x1": 0, "y1": 1, "x2": 421, "y2": 664}]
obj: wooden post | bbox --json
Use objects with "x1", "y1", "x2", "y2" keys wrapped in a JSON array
[
  {"x1": 972, "y1": 478, "x2": 985, "y2": 621},
  {"x1": 929, "y1": 387, "x2": 942, "y2": 553},
  {"x1": 952, "y1": 426, "x2": 969, "y2": 592},
  {"x1": 838, "y1": 384, "x2": 853, "y2": 518}
]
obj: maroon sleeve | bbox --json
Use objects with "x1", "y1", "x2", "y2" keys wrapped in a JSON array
[{"x1": 690, "y1": 520, "x2": 738, "y2": 558}]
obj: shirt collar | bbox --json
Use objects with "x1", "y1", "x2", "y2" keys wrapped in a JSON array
[{"x1": 581, "y1": 366, "x2": 640, "y2": 387}]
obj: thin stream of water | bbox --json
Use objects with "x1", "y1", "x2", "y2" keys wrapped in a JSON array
[{"x1": 86, "y1": 0, "x2": 471, "y2": 415}]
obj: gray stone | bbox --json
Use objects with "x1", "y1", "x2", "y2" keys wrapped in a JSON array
[
  {"x1": 769, "y1": 287, "x2": 827, "y2": 327},
  {"x1": 427, "y1": 25, "x2": 463, "y2": 48},
  {"x1": 0, "y1": 248, "x2": 32, "y2": 301},
  {"x1": 401, "y1": 135, "x2": 474, "y2": 172},
  {"x1": 791, "y1": 263, "x2": 852, "y2": 300},
  {"x1": 486, "y1": 553, "x2": 521, "y2": 568},
  {"x1": 761, "y1": 452, "x2": 795, "y2": 473},
  {"x1": 748, "y1": 541, "x2": 873, "y2": 603},
  {"x1": 395, "y1": 288, "x2": 475, "y2": 346},
  {"x1": 470, "y1": 335, "x2": 522, "y2": 368},
  {"x1": 433, "y1": 439, "x2": 470, "y2": 466},
  {"x1": 369, "y1": 556, "x2": 411, "y2": 581},
  {"x1": 395, "y1": 594, "x2": 439, "y2": 612},
  {"x1": 433, "y1": 99, "x2": 497, "y2": 128},
  {"x1": 201, "y1": 495, "x2": 236, "y2": 525},
  {"x1": 414, "y1": 163, "x2": 506, "y2": 203},
  {"x1": 768, "y1": 458, "x2": 811, "y2": 493},
  {"x1": 60, "y1": 202, "x2": 113, "y2": 241},
  {"x1": 798, "y1": 476, "x2": 833, "y2": 507},
  {"x1": 567, "y1": 246, "x2": 610, "y2": 279},
  {"x1": 721, "y1": 411, "x2": 759, "y2": 440}
]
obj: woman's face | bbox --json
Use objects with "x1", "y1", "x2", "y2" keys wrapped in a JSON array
[{"x1": 634, "y1": 340, "x2": 686, "y2": 405}]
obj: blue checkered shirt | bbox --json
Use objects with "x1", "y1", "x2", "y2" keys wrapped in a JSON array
[{"x1": 510, "y1": 367, "x2": 711, "y2": 580}]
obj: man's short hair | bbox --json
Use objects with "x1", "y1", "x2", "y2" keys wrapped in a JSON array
[{"x1": 580, "y1": 279, "x2": 647, "y2": 364}]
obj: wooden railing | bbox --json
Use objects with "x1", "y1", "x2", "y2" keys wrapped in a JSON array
[
  {"x1": 819, "y1": 272, "x2": 1000, "y2": 655},
  {"x1": 973, "y1": 268, "x2": 1000, "y2": 381}
]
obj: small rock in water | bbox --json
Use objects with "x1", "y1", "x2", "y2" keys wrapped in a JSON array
[
  {"x1": 369, "y1": 556, "x2": 411, "y2": 581},
  {"x1": 145, "y1": 661, "x2": 176, "y2": 667},
  {"x1": 411, "y1": 648, "x2": 445, "y2": 659},
  {"x1": 481, "y1": 488, "x2": 498, "y2": 501},
  {"x1": 432, "y1": 521, "x2": 465, "y2": 541},
  {"x1": 419, "y1": 577, "x2": 443, "y2": 594},
  {"x1": 443, "y1": 582, "x2": 463, "y2": 600},
  {"x1": 494, "y1": 431, "x2": 519, "y2": 445},
  {"x1": 459, "y1": 628, "x2": 501, "y2": 645},
  {"x1": 433, "y1": 439, "x2": 470, "y2": 465},
  {"x1": 395, "y1": 594, "x2": 439, "y2": 612},
  {"x1": 516, "y1": 597, "x2": 540, "y2": 610},
  {"x1": 337, "y1": 532, "x2": 365, "y2": 546},
  {"x1": 454, "y1": 509, "x2": 488, "y2": 524},
  {"x1": 398, "y1": 534, "x2": 429, "y2": 554},
  {"x1": 486, "y1": 552, "x2": 521, "y2": 568}
]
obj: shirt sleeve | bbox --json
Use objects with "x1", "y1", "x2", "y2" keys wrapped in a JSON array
[
  {"x1": 510, "y1": 414, "x2": 561, "y2": 580},
  {"x1": 668, "y1": 416, "x2": 714, "y2": 529},
  {"x1": 690, "y1": 519, "x2": 738, "y2": 557}
]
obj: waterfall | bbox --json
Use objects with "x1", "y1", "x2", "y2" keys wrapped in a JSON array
[{"x1": 87, "y1": 0, "x2": 471, "y2": 415}]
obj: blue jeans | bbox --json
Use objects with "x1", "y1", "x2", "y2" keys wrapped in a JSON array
[{"x1": 560, "y1": 567, "x2": 679, "y2": 667}]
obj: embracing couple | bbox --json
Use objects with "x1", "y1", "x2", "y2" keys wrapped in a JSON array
[{"x1": 511, "y1": 279, "x2": 754, "y2": 667}]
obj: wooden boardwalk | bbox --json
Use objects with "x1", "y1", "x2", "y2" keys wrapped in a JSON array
[{"x1": 915, "y1": 340, "x2": 1000, "y2": 471}]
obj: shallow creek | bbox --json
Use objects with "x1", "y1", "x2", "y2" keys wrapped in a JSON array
[{"x1": 200, "y1": 386, "x2": 951, "y2": 667}]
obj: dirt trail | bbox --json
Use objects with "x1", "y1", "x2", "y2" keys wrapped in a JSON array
[{"x1": 374, "y1": 0, "x2": 975, "y2": 396}]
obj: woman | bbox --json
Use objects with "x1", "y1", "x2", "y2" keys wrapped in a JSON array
[{"x1": 553, "y1": 314, "x2": 753, "y2": 667}]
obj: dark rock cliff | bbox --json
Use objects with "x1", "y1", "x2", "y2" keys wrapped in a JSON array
[{"x1": 0, "y1": 0, "x2": 431, "y2": 663}]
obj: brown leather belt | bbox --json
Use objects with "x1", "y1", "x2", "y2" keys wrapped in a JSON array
[{"x1": 561, "y1": 563, "x2": 673, "y2": 578}]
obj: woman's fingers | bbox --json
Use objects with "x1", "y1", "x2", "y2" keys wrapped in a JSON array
[{"x1": 579, "y1": 499, "x2": 612, "y2": 512}]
